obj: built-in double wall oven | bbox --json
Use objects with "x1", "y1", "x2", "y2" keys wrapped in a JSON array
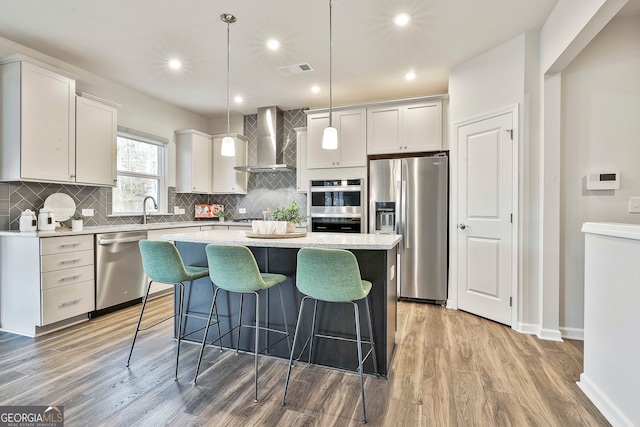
[{"x1": 310, "y1": 179, "x2": 363, "y2": 233}]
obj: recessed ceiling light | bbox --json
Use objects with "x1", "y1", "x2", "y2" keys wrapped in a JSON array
[
  {"x1": 168, "y1": 58, "x2": 182, "y2": 70},
  {"x1": 394, "y1": 12, "x2": 412, "y2": 26},
  {"x1": 405, "y1": 71, "x2": 416, "y2": 81},
  {"x1": 266, "y1": 39, "x2": 281, "y2": 50},
  {"x1": 234, "y1": 96, "x2": 243, "y2": 103},
  {"x1": 311, "y1": 85, "x2": 320, "y2": 93}
]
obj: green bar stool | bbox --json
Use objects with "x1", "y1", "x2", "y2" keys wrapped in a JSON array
[
  {"x1": 194, "y1": 245, "x2": 292, "y2": 403},
  {"x1": 281, "y1": 247, "x2": 379, "y2": 424},
  {"x1": 126, "y1": 240, "x2": 221, "y2": 380}
]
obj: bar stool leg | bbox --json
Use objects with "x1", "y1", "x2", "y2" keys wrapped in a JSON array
[
  {"x1": 308, "y1": 299, "x2": 318, "y2": 366},
  {"x1": 253, "y1": 291, "x2": 260, "y2": 403},
  {"x1": 174, "y1": 282, "x2": 186, "y2": 380},
  {"x1": 352, "y1": 301, "x2": 367, "y2": 423},
  {"x1": 365, "y1": 296, "x2": 379, "y2": 378},
  {"x1": 126, "y1": 280, "x2": 154, "y2": 367},
  {"x1": 236, "y1": 293, "x2": 244, "y2": 353},
  {"x1": 282, "y1": 296, "x2": 309, "y2": 406},
  {"x1": 194, "y1": 287, "x2": 221, "y2": 385},
  {"x1": 278, "y1": 286, "x2": 292, "y2": 355}
]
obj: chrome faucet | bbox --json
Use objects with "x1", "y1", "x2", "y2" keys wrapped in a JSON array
[{"x1": 142, "y1": 196, "x2": 158, "y2": 224}]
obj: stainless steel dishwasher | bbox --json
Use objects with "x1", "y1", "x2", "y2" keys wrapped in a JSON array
[{"x1": 95, "y1": 231, "x2": 148, "y2": 311}]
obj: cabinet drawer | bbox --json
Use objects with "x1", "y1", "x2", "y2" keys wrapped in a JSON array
[
  {"x1": 41, "y1": 235, "x2": 93, "y2": 255},
  {"x1": 41, "y1": 250, "x2": 94, "y2": 272},
  {"x1": 41, "y1": 280, "x2": 95, "y2": 325},
  {"x1": 41, "y1": 265, "x2": 95, "y2": 290}
]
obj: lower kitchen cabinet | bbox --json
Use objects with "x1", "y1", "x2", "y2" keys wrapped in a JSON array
[{"x1": 0, "y1": 234, "x2": 95, "y2": 337}]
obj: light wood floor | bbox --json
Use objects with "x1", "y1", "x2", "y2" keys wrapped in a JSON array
[{"x1": 0, "y1": 296, "x2": 609, "y2": 426}]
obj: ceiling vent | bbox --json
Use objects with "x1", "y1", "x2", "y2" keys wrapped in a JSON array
[{"x1": 277, "y1": 63, "x2": 314, "y2": 75}]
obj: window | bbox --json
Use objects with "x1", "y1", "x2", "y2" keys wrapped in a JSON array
[{"x1": 112, "y1": 129, "x2": 167, "y2": 214}]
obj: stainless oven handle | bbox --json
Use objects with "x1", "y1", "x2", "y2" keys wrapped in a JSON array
[
  {"x1": 310, "y1": 186, "x2": 362, "y2": 192},
  {"x1": 98, "y1": 237, "x2": 145, "y2": 245}
]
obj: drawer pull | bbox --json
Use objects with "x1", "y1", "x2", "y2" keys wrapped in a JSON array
[
  {"x1": 59, "y1": 298, "x2": 81, "y2": 307},
  {"x1": 59, "y1": 243, "x2": 82, "y2": 248},
  {"x1": 60, "y1": 275, "x2": 81, "y2": 282},
  {"x1": 59, "y1": 258, "x2": 82, "y2": 264}
]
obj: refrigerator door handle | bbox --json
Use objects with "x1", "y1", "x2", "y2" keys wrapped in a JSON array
[{"x1": 402, "y1": 179, "x2": 408, "y2": 249}]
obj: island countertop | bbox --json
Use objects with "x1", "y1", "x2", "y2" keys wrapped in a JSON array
[{"x1": 161, "y1": 229, "x2": 402, "y2": 250}]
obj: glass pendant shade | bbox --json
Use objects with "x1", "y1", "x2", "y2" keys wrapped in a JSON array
[
  {"x1": 221, "y1": 136, "x2": 235, "y2": 157},
  {"x1": 322, "y1": 126, "x2": 338, "y2": 150}
]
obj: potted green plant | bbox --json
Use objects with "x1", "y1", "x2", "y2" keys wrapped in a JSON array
[
  {"x1": 71, "y1": 213, "x2": 85, "y2": 231},
  {"x1": 215, "y1": 210, "x2": 228, "y2": 222},
  {"x1": 272, "y1": 200, "x2": 307, "y2": 233}
]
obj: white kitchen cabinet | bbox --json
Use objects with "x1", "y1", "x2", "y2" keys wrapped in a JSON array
[
  {"x1": 212, "y1": 134, "x2": 248, "y2": 194},
  {"x1": 0, "y1": 55, "x2": 77, "y2": 183},
  {"x1": 0, "y1": 234, "x2": 95, "y2": 337},
  {"x1": 367, "y1": 100, "x2": 443, "y2": 155},
  {"x1": 176, "y1": 129, "x2": 212, "y2": 194},
  {"x1": 75, "y1": 94, "x2": 118, "y2": 186},
  {"x1": 295, "y1": 127, "x2": 308, "y2": 192},
  {"x1": 307, "y1": 108, "x2": 366, "y2": 169}
]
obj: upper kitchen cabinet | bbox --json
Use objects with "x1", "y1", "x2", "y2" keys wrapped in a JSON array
[
  {"x1": 306, "y1": 108, "x2": 366, "y2": 169},
  {"x1": 295, "y1": 127, "x2": 308, "y2": 193},
  {"x1": 367, "y1": 99, "x2": 443, "y2": 155},
  {"x1": 0, "y1": 55, "x2": 77, "y2": 183},
  {"x1": 75, "y1": 94, "x2": 118, "y2": 186},
  {"x1": 212, "y1": 133, "x2": 248, "y2": 194},
  {"x1": 176, "y1": 129, "x2": 212, "y2": 194}
]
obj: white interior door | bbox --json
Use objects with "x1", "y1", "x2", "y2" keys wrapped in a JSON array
[{"x1": 457, "y1": 112, "x2": 513, "y2": 325}]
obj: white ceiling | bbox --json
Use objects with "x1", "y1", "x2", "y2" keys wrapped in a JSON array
[{"x1": 0, "y1": 0, "x2": 608, "y2": 119}]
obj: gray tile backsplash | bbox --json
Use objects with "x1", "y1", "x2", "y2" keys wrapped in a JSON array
[{"x1": 0, "y1": 108, "x2": 308, "y2": 230}]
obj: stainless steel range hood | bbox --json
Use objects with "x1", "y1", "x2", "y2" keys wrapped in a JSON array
[{"x1": 234, "y1": 106, "x2": 296, "y2": 172}]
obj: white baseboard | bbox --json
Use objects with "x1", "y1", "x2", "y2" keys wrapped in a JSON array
[
  {"x1": 560, "y1": 326, "x2": 584, "y2": 341},
  {"x1": 537, "y1": 327, "x2": 563, "y2": 342},
  {"x1": 515, "y1": 322, "x2": 539, "y2": 335},
  {"x1": 578, "y1": 374, "x2": 635, "y2": 427}
]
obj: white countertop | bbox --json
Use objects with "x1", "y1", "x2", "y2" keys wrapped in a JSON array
[
  {"x1": 162, "y1": 229, "x2": 402, "y2": 250},
  {"x1": 581, "y1": 222, "x2": 640, "y2": 241},
  {"x1": 0, "y1": 220, "x2": 246, "y2": 238}
]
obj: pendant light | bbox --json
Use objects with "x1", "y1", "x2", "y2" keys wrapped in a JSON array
[
  {"x1": 220, "y1": 13, "x2": 236, "y2": 157},
  {"x1": 322, "y1": 0, "x2": 338, "y2": 150}
]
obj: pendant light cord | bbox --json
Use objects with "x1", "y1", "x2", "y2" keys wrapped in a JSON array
[
  {"x1": 329, "y1": 0, "x2": 333, "y2": 127},
  {"x1": 226, "y1": 21, "x2": 230, "y2": 137}
]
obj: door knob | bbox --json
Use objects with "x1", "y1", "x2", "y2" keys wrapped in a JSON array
[{"x1": 458, "y1": 224, "x2": 467, "y2": 230}]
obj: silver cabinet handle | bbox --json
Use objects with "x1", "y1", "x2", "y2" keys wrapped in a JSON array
[
  {"x1": 59, "y1": 258, "x2": 82, "y2": 264},
  {"x1": 458, "y1": 224, "x2": 468, "y2": 230},
  {"x1": 59, "y1": 243, "x2": 81, "y2": 248},
  {"x1": 59, "y1": 299, "x2": 81, "y2": 307},
  {"x1": 60, "y1": 275, "x2": 81, "y2": 282}
]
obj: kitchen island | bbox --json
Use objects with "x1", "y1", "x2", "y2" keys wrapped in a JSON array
[{"x1": 161, "y1": 229, "x2": 402, "y2": 376}]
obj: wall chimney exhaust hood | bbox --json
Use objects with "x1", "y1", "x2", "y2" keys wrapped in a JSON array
[{"x1": 234, "y1": 106, "x2": 296, "y2": 172}]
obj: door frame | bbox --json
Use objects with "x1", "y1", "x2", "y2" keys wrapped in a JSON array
[{"x1": 449, "y1": 104, "x2": 520, "y2": 329}]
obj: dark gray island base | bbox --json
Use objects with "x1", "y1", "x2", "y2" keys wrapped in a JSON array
[{"x1": 166, "y1": 231, "x2": 400, "y2": 377}]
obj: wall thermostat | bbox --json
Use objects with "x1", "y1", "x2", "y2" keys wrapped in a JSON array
[{"x1": 586, "y1": 171, "x2": 620, "y2": 190}]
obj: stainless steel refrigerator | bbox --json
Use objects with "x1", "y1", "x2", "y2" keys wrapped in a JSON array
[{"x1": 369, "y1": 154, "x2": 448, "y2": 303}]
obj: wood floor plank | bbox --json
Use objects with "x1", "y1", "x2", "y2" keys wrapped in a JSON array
[{"x1": 0, "y1": 296, "x2": 610, "y2": 426}]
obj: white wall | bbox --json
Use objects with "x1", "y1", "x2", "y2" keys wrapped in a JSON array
[
  {"x1": 0, "y1": 36, "x2": 210, "y2": 187},
  {"x1": 560, "y1": 14, "x2": 640, "y2": 330}
]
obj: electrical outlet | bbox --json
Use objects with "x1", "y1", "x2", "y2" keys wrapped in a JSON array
[
  {"x1": 629, "y1": 197, "x2": 640, "y2": 213},
  {"x1": 238, "y1": 208, "x2": 247, "y2": 214},
  {"x1": 81, "y1": 208, "x2": 94, "y2": 217}
]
